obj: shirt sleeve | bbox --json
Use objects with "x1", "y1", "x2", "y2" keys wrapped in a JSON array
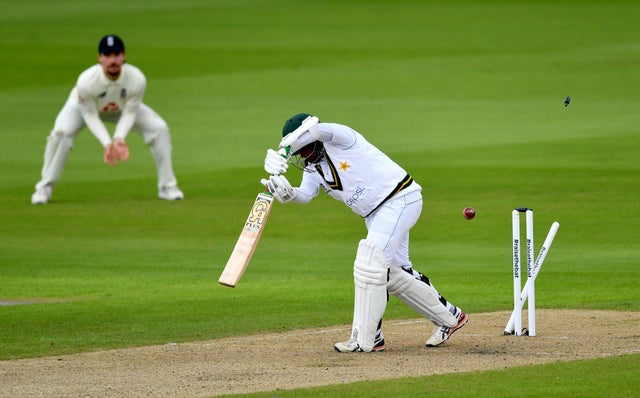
[
  {"x1": 285, "y1": 122, "x2": 356, "y2": 153},
  {"x1": 290, "y1": 171, "x2": 321, "y2": 204},
  {"x1": 317, "y1": 123, "x2": 357, "y2": 148},
  {"x1": 76, "y1": 86, "x2": 112, "y2": 147},
  {"x1": 113, "y1": 72, "x2": 146, "y2": 140}
]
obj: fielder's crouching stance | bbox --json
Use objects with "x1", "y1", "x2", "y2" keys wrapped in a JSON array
[
  {"x1": 263, "y1": 113, "x2": 468, "y2": 352},
  {"x1": 31, "y1": 35, "x2": 183, "y2": 204}
]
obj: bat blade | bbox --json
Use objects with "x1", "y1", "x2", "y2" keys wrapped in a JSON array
[{"x1": 219, "y1": 192, "x2": 274, "y2": 287}]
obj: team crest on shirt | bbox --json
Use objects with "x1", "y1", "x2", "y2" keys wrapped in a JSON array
[
  {"x1": 339, "y1": 161, "x2": 350, "y2": 171},
  {"x1": 120, "y1": 88, "x2": 127, "y2": 98}
]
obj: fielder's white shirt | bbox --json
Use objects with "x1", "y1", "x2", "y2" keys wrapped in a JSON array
[
  {"x1": 74, "y1": 63, "x2": 146, "y2": 146},
  {"x1": 292, "y1": 123, "x2": 419, "y2": 217}
]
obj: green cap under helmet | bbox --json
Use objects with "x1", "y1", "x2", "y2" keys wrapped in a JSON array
[{"x1": 282, "y1": 113, "x2": 314, "y2": 137}]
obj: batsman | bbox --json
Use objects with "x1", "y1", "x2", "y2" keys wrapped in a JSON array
[{"x1": 263, "y1": 113, "x2": 468, "y2": 352}]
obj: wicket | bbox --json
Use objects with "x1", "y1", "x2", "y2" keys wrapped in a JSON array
[{"x1": 505, "y1": 207, "x2": 559, "y2": 336}]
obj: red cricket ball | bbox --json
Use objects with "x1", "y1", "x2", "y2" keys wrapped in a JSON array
[{"x1": 463, "y1": 207, "x2": 476, "y2": 220}]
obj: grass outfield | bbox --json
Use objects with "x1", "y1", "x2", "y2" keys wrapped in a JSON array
[
  {"x1": 1, "y1": 0, "x2": 639, "y2": 396},
  {"x1": 219, "y1": 354, "x2": 640, "y2": 398}
]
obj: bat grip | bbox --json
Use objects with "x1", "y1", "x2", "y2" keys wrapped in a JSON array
[
  {"x1": 261, "y1": 147, "x2": 289, "y2": 195},
  {"x1": 278, "y1": 146, "x2": 291, "y2": 159}
]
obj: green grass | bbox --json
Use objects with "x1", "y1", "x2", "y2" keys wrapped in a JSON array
[
  {"x1": 219, "y1": 354, "x2": 640, "y2": 398},
  {"x1": 1, "y1": 0, "x2": 639, "y2": 396}
]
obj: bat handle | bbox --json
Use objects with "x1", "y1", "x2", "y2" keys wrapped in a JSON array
[{"x1": 278, "y1": 146, "x2": 291, "y2": 159}]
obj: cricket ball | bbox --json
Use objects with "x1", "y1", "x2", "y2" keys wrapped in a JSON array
[{"x1": 463, "y1": 207, "x2": 476, "y2": 220}]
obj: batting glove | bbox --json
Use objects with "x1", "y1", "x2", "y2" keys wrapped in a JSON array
[
  {"x1": 264, "y1": 148, "x2": 288, "y2": 175},
  {"x1": 261, "y1": 175, "x2": 296, "y2": 203}
]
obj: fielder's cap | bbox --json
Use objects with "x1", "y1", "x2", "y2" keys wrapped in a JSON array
[
  {"x1": 282, "y1": 113, "x2": 314, "y2": 137},
  {"x1": 98, "y1": 35, "x2": 125, "y2": 54}
]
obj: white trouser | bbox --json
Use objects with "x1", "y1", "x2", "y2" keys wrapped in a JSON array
[
  {"x1": 346, "y1": 188, "x2": 423, "y2": 349},
  {"x1": 364, "y1": 186, "x2": 422, "y2": 268},
  {"x1": 35, "y1": 97, "x2": 178, "y2": 191},
  {"x1": 365, "y1": 185, "x2": 457, "y2": 327}
]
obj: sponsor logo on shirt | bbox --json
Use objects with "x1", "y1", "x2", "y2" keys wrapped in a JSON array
[{"x1": 346, "y1": 186, "x2": 366, "y2": 207}]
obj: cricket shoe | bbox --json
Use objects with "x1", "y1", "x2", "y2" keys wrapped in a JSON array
[
  {"x1": 426, "y1": 310, "x2": 468, "y2": 347},
  {"x1": 334, "y1": 333, "x2": 385, "y2": 353},
  {"x1": 31, "y1": 186, "x2": 52, "y2": 204},
  {"x1": 159, "y1": 186, "x2": 184, "y2": 200}
]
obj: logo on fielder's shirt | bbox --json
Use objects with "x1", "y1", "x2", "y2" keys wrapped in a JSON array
[
  {"x1": 120, "y1": 88, "x2": 127, "y2": 99},
  {"x1": 339, "y1": 161, "x2": 350, "y2": 171},
  {"x1": 102, "y1": 102, "x2": 120, "y2": 112}
]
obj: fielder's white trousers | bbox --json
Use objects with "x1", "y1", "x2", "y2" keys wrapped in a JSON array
[{"x1": 35, "y1": 96, "x2": 178, "y2": 191}]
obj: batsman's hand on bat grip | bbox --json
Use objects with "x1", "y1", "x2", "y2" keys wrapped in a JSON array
[
  {"x1": 261, "y1": 175, "x2": 296, "y2": 203},
  {"x1": 264, "y1": 148, "x2": 288, "y2": 175}
]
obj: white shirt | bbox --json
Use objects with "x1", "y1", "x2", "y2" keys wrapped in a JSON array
[
  {"x1": 292, "y1": 123, "x2": 419, "y2": 217},
  {"x1": 74, "y1": 63, "x2": 146, "y2": 146}
]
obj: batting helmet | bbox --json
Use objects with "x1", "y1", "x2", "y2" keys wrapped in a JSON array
[
  {"x1": 282, "y1": 113, "x2": 314, "y2": 137},
  {"x1": 282, "y1": 113, "x2": 324, "y2": 168}
]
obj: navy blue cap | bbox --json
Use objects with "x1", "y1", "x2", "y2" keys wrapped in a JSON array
[{"x1": 98, "y1": 35, "x2": 125, "y2": 54}]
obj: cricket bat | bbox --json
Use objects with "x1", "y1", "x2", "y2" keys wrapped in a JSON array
[{"x1": 218, "y1": 191, "x2": 275, "y2": 287}]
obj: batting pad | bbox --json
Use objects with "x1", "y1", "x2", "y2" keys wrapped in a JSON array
[
  {"x1": 388, "y1": 267, "x2": 457, "y2": 327},
  {"x1": 352, "y1": 239, "x2": 388, "y2": 352}
]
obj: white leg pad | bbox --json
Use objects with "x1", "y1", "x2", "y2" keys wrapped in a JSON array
[
  {"x1": 352, "y1": 239, "x2": 388, "y2": 352},
  {"x1": 388, "y1": 267, "x2": 457, "y2": 327}
]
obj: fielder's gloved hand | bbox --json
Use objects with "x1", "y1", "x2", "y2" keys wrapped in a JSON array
[
  {"x1": 261, "y1": 175, "x2": 296, "y2": 203},
  {"x1": 264, "y1": 148, "x2": 288, "y2": 175}
]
